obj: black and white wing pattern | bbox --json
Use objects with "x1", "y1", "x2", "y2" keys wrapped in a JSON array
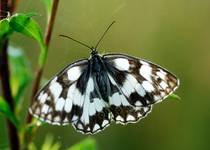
[
  {"x1": 29, "y1": 52, "x2": 179, "y2": 135},
  {"x1": 105, "y1": 71, "x2": 152, "y2": 124},
  {"x1": 29, "y1": 59, "x2": 90, "y2": 126},
  {"x1": 29, "y1": 59, "x2": 112, "y2": 134},
  {"x1": 103, "y1": 53, "x2": 179, "y2": 107}
]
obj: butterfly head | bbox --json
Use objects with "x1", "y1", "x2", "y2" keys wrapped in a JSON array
[{"x1": 91, "y1": 47, "x2": 98, "y2": 55}]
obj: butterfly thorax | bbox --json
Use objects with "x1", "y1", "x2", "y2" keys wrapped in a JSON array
[{"x1": 89, "y1": 54, "x2": 110, "y2": 102}]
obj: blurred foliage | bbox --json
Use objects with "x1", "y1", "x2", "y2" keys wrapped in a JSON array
[
  {"x1": 0, "y1": 97, "x2": 19, "y2": 128},
  {"x1": 4, "y1": 0, "x2": 208, "y2": 150},
  {"x1": 28, "y1": 135, "x2": 96, "y2": 150},
  {"x1": 0, "y1": 12, "x2": 47, "y2": 66},
  {"x1": 169, "y1": 93, "x2": 181, "y2": 100},
  {"x1": 40, "y1": 134, "x2": 61, "y2": 150},
  {"x1": 42, "y1": 0, "x2": 53, "y2": 18},
  {"x1": 67, "y1": 138, "x2": 97, "y2": 150},
  {"x1": 9, "y1": 13, "x2": 44, "y2": 44},
  {"x1": 8, "y1": 46, "x2": 32, "y2": 107},
  {"x1": 0, "y1": 18, "x2": 13, "y2": 43},
  {"x1": 9, "y1": 13, "x2": 47, "y2": 66},
  {"x1": 0, "y1": 12, "x2": 48, "y2": 149}
]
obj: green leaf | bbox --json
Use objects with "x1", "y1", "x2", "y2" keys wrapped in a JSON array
[
  {"x1": 9, "y1": 13, "x2": 44, "y2": 44},
  {"x1": 169, "y1": 93, "x2": 181, "y2": 100},
  {"x1": 28, "y1": 142, "x2": 37, "y2": 150},
  {"x1": 25, "y1": 118, "x2": 45, "y2": 137},
  {"x1": 0, "y1": 18, "x2": 13, "y2": 41},
  {"x1": 67, "y1": 138, "x2": 97, "y2": 150},
  {"x1": 41, "y1": 134, "x2": 61, "y2": 150},
  {"x1": 42, "y1": 0, "x2": 53, "y2": 18},
  {"x1": 9, "y1": 13, "x2": 48, "y2": 66},
  {"x1": 25, "y1": 122, "x2": 38, "y2": 137},
  {"x1": 0, "y1": 97, "x2": 20, "y2": 128},
  {"x1": 8, "y1": 46, "x2": 32, "y2": 105}
]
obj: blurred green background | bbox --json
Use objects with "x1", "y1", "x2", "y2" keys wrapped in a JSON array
[{"x1": 1, "y1": 0, "x2": 210, "y2": 149}]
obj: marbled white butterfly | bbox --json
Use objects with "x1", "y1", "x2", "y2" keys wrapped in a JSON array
[{"x1": 29, "y1": 21, "x2": 179, "y2": 134}]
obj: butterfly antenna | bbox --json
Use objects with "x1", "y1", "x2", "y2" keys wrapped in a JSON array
[
  {"x1": 59, "y1": 34, "x2": 93, "y2": 50},
  {"x1": 95, "y1": 21, "x2": 116, "y2": 49}
]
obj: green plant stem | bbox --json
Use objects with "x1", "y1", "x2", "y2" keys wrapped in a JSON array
[
  {"x1": 0, "y1": 1, "x2": 20, "y2": 150},
  {"x1": 26, "y1": 0, "x2": 60, "y2": 124}
]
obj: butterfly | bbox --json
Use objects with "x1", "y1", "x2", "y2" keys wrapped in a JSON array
[{"x1": 29, "y1": 21, "x2": 179, "y2": 134}]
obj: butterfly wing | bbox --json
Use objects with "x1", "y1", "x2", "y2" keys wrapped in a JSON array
[
  {"x1": 29, "y1": 59, "x2": 89, "y2": 125},
  {"x1": 29, "y1": 58, "x2": 112, "y2": 134},
  {"x1": 29, "y1": 52, "x2": 179, "y2": 134},
  {"x1": 107, "y1": 73, "x2": 152, "y2": 124},
  {"x1": 72, "y1": 77, "x2": 111, "y2": 134},
  {"x1": 103, "y1": 53, "x2": 179, "y2": 107}
]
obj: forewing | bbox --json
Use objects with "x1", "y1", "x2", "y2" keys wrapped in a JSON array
[
  {"x1": 103, "y1": 53, "x2": 179, "y2": 107},
  {"x1": 29, "y1": 59, "x2": 89, "y2": 125}
]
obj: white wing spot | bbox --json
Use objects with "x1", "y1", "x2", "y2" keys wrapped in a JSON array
[
  {"x1": 39, "y1": 92, "x2": 48, "y2": 103},
  {"x1": 156, "y1": 71, "x2": 167, "y2": 80},
  {"x1": 93, "y1": 124, "x2": 100, "y2": 132},
  {"x1": 64, "y1": 98, "x2": 72, "y2": 113},
  {"x1": 81, "y1": 97, "x2": 90, "y2": 125},
  {"x1": 137, "y1": 112, "x2": 141, "y2": 117},
  {"x1": 55, "y1": 98, "x2": 65, "y2": 111},
  {"x1": 142, "y1": 81, "x2": 155, "y2": 92},
  {"x1": 139, "y1": 65, "x2": 152, "y2": 82},
  {"x1": 47, "y1": 114, "x2": 52, "y2": 120},
  {"x1": 120, "y1": 94, "x2": 130, "y2": 106},
  {"x1": 126, "y1": 115, "x2": 135, "y2": 121},
  {"x1": 113, "y1": 58, "x2": 130, "y2": 71},
  {"x1": 72, "y1": 89, "x2": 83, "y2": 106},
  {"x1": 135, "y1": 101, "x2": 142, "y2": 106},
  {"x1": 169, "y1": 81, "x2": 175, "y2": 87},
  {"x1": 89, "y1": 102, "x2": 96, "y2": 116},
  {"x1": 54, "y1": 116, "x2": 61, "y2": 122},
  {"x1": 140, "y1": 60, "x2": 149, "y2": 65},
  {"x1": 38, "y1": 91, "x2": 43, "y2": 100},
  {"x1": 35, "y1": 108, "x2": 41, "y2": 114},
  {"x1": 109, "y1": 93, "x2": 121, "y2": 106},
  {"x1": 122, "y1": 79, "x2": 135, "y2": 97},
  {"x1": 46, "y1": 120, "x2": 52, "y2": 124},
  {"x1": 143, "y1": 107, "x2": 150, "y2": 112},
  {"x1": 77, "y1": 123, "x2": 83, "y2": 130},
  {"x1": 154, "y1": 95, "x2": 161, "y2": 100},
  {"x1": 135, "y1": 84, "x2": 146, "y2": 97},
  {"x1": 72, "y1": 115, "x2": 78, "y2": 121},
  {"x1": 63, "y1": 117, "x2": 69, "y2": 123},
  {"x1": 67, "y1": 83, "x2": 76, "y2": 101},
  {"x1": 161, "y1": 92, "x2": 166, "y2": 98},
  {"x1": 126, "y1": 74, "x2": 146, "y2": 96},
  {"x1": 41, "y1": 104, "x2": 49, "y2": 114},
  {"x1": 160, "y1": 81, "x2": 168, "y2": 90},
  {"x1": 67, "y1": 66, "x2": 81, "y2": 81},
  {"x1": 102, "y1": 120, "x2": 109, "y2": 127},
  {"x1": 94, "y1": 98, "x2": 104, "y2": 112},
  {"x1": 49, "y1": 77, "x2": 62, "y2": 101},
  {"x1": 87, "y1": 77, "x2": 94, "y2": 91},
  {"x1": 116, "y1": 115, "x2": 124, "y2": 122}
]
